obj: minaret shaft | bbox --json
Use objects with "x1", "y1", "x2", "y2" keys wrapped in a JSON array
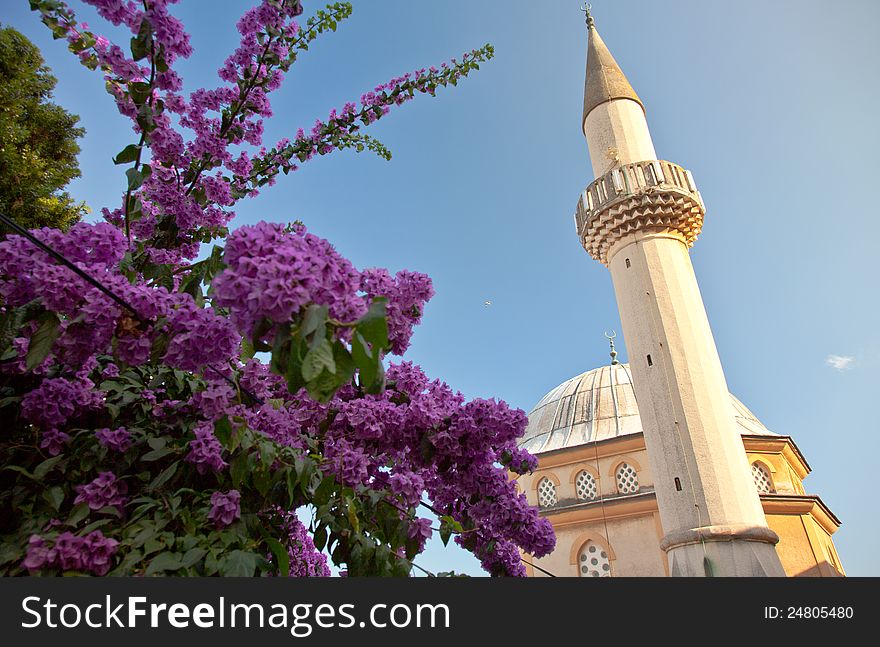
[
  {"x1": 577, "y1": 24, "x2": 785, "y2": 576},
  {"x1": 607, "y1": 233, "x2": 784, "y2": 575},
  {"x1": 584, "y1": 99, "x2": 656, "y2": 178}
]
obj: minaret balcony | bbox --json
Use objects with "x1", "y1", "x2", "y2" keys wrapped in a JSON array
[{"x1": 575, "y1": 159, "x2": 706, "y2": 264}]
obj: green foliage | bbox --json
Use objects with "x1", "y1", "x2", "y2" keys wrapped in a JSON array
[
  {"x1": 0, "y1": 24, "x2": 88, "y2": 230},
  {"x1": 264, "y1": 298, "x2": 389, "y2": 402}
]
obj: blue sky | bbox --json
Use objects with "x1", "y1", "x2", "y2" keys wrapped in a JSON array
[{"x1": 3, "y1": 0, "x2": 879, "y2": 576}]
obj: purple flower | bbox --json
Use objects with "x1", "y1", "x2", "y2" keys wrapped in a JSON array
[
  {"x1": 208, "y1": 490, "x2": 241, "y2": 527},
  {"x1": 185, "y1": 421, "x2": 227, "y2": 474},
  {"x1": 40, "y1": 428, "x2": 71, "y2": 456},
  {"x1": 81, "y1": 531, "x2": 119, "y2": 575},
  {"x1": 22, "y1": 531, "x2": 118, "y2": 575},
  {"x1": 52, "y1": 531, "x2": 85, "y2": 571},
  {"x1": 284, "y1": 514, "x2": 331, "y2": 577},
  {"x1": 74, "y1": 471, "x2": 128, "y2": 511},
  {"x1": 21, "y1": 377, "x2": 99, "y2": 428},
  {"x1": 407, "y1": 518, "x2": 433, "y2": 554},
  {"x1": 22, "y1": 535, "x2": 51, "y2": 572},
  {"x1": 95, "y1": 426, "x2": 132, "y2": 453}
]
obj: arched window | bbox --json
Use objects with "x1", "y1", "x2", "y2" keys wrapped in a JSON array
[
  {"x1": 578, "y1": 540, "x2": 611, "y2": 577},
  {"x1": 575, "y1": 470, "x2": 597, "y2": 501},
  {"x1": 615, "y1": 462, "x2": 639, "y2": 494},
  {"x1": 751, "y1": 462, "x2": 775, "y2": 494},
  {"x1": 537, "y1": 477, "x2": 557, "y2": 508}
]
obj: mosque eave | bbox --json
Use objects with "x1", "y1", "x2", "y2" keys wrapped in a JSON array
[
  {"x1": 760, "y1": 494, "x2": 842, "y2": 533},
  {"x1": 535, "y1": 432, "x2": 645, "y2": 469},
  {"x1": 741, "y1": 433, "x2": 812, "y2": 476}
]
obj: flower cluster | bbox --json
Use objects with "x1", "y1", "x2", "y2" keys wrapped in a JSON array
[
  {"x1": 285, "y1": 515, "x2": 331, "y2": 577},
  {"x1": 23, "y1": 531, "x2": 119, "y2": 575},
  {"x1": 208, "y1": 490, "x2": 241, "y2": 528},
  {"x1": 360, "y1": 269, "x2": 434, "y2": 355},
  {"x1": 95, "y1": 426, "x2": 132, "y2": 453},
  {"x1": 186, "y1": 421, "x2": 228, "y2": 474},
  {"x1": 0, "y1": 224, "x2": 239, "y2": 374},
  {"x1": 212, "y1": 221, "x2": 365, "y2": 340},
  {"x1": 74, "y1": 471, "x2": 128, "y2": 512},
  {"x1": 212, "y1": 222, "x2": 434, "y2": 356},
  {"x1": 20, "y1": 376, "x2": 102, "y2": 430}
]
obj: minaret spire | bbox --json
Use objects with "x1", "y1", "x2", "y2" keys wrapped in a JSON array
[{"x1": 582, "y1": 17, "x2": 644, "y2": 130}]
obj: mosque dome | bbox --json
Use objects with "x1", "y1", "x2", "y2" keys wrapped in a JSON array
[{"x1": 519, "y1": 363, "x2": 775, "y2": 455}]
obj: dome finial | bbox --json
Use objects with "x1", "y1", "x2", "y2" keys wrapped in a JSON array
[
  {"x1": 604, "y1": 330, "x2": 619, "y2": 365},
  {"x1": 580, "y1": 3, "x2": 595, "y2": 30}
]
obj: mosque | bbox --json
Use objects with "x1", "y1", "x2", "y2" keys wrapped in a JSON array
[{"x1": 518, "y1": 13, "x2": 844, "y2": 577}]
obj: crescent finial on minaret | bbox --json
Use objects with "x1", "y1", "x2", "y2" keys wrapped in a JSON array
[{"x1": 581, "y1": 3, "x2": 595, "y2": 30}]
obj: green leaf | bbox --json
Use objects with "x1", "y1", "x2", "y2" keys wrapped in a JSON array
[
  {"x1": 332, "y1": 341, "x2": 356, "y2": 384},
  {"x1": 230, "y1": 453, "x2": 249, "y2": 488},
  {"x1": 301, "y1": 338, "x2": 335, "y2": 382},
  {"x1": 265, "y1": 538, "x2": 290, "y2": 577},
  {"x1": 356, "y1": 297, "x2": 389, "y2": 350},
  {"x1": 364, "y1": 361, "x2": 385, "y2": 395},
  {"x1": 113, "y1": 144, "x2": 140, "y2": 165},
  {"x1": 351, "y1": 331, "x2": 377, "y2": 388},
  {"x1": 81, "y1": 518, "x2": 113, "y2": 534},
  {"x1": 214, "y1": 416, "x2": 233, "y2": 449},
  {"x1": 145, "y1": 551, "x2": 182, "y2": 576},
  {"x1": 240, "y1": 336, "x2": 256, "y2": 360},
  {"x1": 312, "y1": 475, "x2": 335, "y2": 506},
  {"x1": 2, "y1": 465, "x2": 34, "y2": 479},
  {"x1": 66, "y1": 503, "x2": 90, "y2": 527},
  {"x1": 0, "y1": 396, "x2": 21, "y2": 409},
  {"x1": 258, "y1": 440, "x2": 277, "y2": 466},
  {"x1": 300, "y1": 304, "x2": 328, "y2": 339},
  {"x1": 253, "y1": 467, "x2": 270, "y2": 497},
  {"x1": 26, "y1": 313, "x2": 60, "y2": 371},
  {"x1": 284, "y1": 336, "x2": 305, "y2": 393},
  {"x1": 33, "y1": 455, "x2": 63, "y2": 480},
  {"x1": 148, "y1": 462, "x2": 178, "y2": 491},
  {"x1": 42, "y1": 486, "x2": 64, "y2": 512},
  {"x1": 180, "y1": 547, "x2": 207, "y2": 569},
  {"x1": 143, "y1": 537, "x2": 164, "y2": 556},
  {"x1": 132, "y1": 525, "x2": 158, "y2": 548},
  {"x1": 130, "y1": 18, "x2": 153, "y2": 60},
  {"x1": 220, "y1": 550, "x2": 258, "y2": 577},
  {"x1": 129, "y1": 81, "x2": 151, "y2": 107},
  {"x1": 126, "y1": 167, "x2": 146, "y2": 191},
  {"x1": 141, "y1": 447, "x2": 174, "y2": 462},
  {"x1": 439, "y1": 516, "x2": 459, "y2": 547},
  {"x1": 313, "y1": 525, "x2": 328, "y2": 553}
]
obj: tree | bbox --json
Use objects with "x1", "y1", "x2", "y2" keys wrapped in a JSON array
[
  {"x1": 0, "y1": 0, "x2": 554, "y2": 577},
  {"x1": 0, "y1": 24, "x2": 88, "y2": 230}
]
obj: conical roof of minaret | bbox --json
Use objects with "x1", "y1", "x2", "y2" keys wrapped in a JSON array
[{"x1": 582, "y1": 22, "x2": 645, "y2": 132}]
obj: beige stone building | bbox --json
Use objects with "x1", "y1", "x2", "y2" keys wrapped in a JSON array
[{"x1": 520, "y1": 13, "x2": 843, "y2": 577}]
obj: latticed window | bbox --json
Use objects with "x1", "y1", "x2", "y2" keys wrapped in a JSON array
[
  {"x1": 537, "y1": 477, "x2": 557, "y2": 508},
  {"x1": 751, "y1": 462, "x2": 774, "y2": 494},
  {"x1": 578, "y1": 541, "x2": 611, "y2": 577},
  {"x1": 615, "y1": 463, "x2": 639, "y2": 494},
  {"x1": 575, "y1": 470, "x2": 597, "y2": 501}
]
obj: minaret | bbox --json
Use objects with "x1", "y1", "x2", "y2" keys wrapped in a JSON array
[{"x1": 575, "y1": 13, "x2": 785, "y2": 576}]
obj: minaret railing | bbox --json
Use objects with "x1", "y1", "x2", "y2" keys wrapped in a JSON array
[{"x1": 574, "y1": 159, "x2": 703, "y2": 234}]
